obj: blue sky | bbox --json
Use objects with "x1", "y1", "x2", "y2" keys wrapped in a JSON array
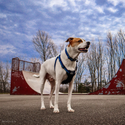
[{"x1": 0, "y1": 0, "x2": 125, "y2": 62}]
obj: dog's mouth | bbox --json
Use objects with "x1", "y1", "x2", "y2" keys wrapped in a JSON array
[
  {"x1": 78, "y1": 42, "x2": 90, "y2": 52},
  {"x1": 78, "y1": 46, "x2": 89, "y2": 52},
  {"x1": 78, "y1": 47, "x2": 88, "y2": 52}
]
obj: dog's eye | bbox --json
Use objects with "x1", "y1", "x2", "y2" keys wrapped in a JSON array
[{"x1": 78, "y1": 40, "x2": 82, "y2": 43}]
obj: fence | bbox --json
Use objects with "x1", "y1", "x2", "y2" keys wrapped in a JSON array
[{"x1": 11, "y1": 57, "x2": 41, "y2": 73}]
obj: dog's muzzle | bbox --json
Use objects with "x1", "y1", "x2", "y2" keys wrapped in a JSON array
[{"x1": 78, "y1": 42, "x2": 90, "y2": 52}]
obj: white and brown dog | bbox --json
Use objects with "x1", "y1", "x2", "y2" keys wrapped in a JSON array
[{"x1": 34, "y1": 37, "x2": 90, "y2": 113}]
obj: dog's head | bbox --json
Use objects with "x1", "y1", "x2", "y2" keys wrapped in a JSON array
[{"x1": 66, "y1": 37, "x2": 90, "y2": 53}]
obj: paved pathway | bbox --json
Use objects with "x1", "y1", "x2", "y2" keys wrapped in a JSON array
[{"x1": 0, "y1": 94, "x2": 125, "y2": 125}]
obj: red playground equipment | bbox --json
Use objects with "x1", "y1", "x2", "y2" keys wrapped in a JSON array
[
  {"x1": 89, "y1": 59, "x2": 125, "y2": 95},
  {"x1": 10, "y1": 57, "x2": 41, "y2": 95},
  {"x1": 10, "y1": 57, "x2": 125, "y2": 95}
]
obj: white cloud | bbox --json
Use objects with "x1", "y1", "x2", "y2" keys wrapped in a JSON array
[
  {"x1": 44, "y1": 0, "x2": 69, "y2": 12},
  {"x1": 49, "y1": 0, "x2": 67, "y2": 8},
  {"x1": 0, "y1": 13, "x2": 7, "y2": 18},
  {"x1": 63, "y1": 15, "x2": 77, "y2": 22},
  {"x1": 0, "y1": 44, "x2": 16, "y2": 55},
  {"x1": 78, "y1": 32, "x2": 85, "y2": 36},
  {"x1": 107, "y1": 7, "x2": 118, "y2": 13},
  {"x1": 80, "y1": 1, "x2": 104, "y2": 14},
  {"x1": 84, "y1": 0, "x2": 96, "y2": 7},
  {"x1": 80, "y1": 9, "x2": 93, "y2": 15},
  {"x1": 32, "y1": 0, "x2": 98, "y2": 14},
  {"x1": 45, "y1": 0, "x2": 81, "y2": 12},
  {"x1": 40, "y1": 12, "x2": 52, "y2": 19},
  {"x1": 107, "y1": 0, "x2": 125, "y2": 6},
  {"x1": 107, "y1": 0, "x2": 119, "y2": 6},
  {"x1": 85, "y1": 0, "x2": 91, "y2": 6},
  {"x1": 96, "y1": 6, "x2": 105, "y2": 14},
  {"x1": 1, "y1": 0, "x2": 125, "y2": 62},
  {"x1": 68, "y1": 0, "x2": 76, "y2": 7}
]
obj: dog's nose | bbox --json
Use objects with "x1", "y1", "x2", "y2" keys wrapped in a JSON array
[{"x1": 87, "y1": 42, "x2": 90, "y2": 46}]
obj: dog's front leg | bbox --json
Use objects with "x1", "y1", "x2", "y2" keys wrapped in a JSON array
[
  {"x1": 40, "y1": 78, "x2": 46, "y2": 110},
  {"x1": 49, "y1": 81, "x2": 55, "y2": 109},
  {"x1": 53, "y1": 79, "x2": 61, "y2": 113},
  {"x1": 67, "y1": 78, "x2": 75, "y2": 113}
]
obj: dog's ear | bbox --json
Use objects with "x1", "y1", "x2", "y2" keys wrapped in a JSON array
[{"x1": 65, "y1": 37, "x2": 74, "y2": 42}]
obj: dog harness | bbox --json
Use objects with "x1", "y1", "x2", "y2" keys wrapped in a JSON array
[{"x1": 54, "y1": 48, "x2": 77, "y2": 84}]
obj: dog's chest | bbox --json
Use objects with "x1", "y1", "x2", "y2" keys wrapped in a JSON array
[{"x1": 61, "y1": 73, "x2": 74, "y2": 84}]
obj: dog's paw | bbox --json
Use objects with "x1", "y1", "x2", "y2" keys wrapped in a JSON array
[
  {"x1": 53, "y1": 109, "x2": 59, "y2": 113},
  {"x1": 68, "y1": 108, "x2": 75, "y2": 113},
  {"x1": 40, "y1": 107, "x2": 46, "y2": 110},
  {"x1": 50, "y1": 105, "x2": 54, "y2": 109}
]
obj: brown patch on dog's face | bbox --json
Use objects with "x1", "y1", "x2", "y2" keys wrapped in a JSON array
[
  {"x1": 66, "y1": 37, "x2": 90, "y2": 53},
  {"x1": 66, "y1": 37, "x2": 85, "y2": 47}
]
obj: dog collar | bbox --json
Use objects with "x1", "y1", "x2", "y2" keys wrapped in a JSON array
[{"x1": 65, "y1": 48, "x2": 77, "y2": 62}]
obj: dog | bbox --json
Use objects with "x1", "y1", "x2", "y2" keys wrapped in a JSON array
[{"x1": 34, "y1": 37, "x2": 90, "y2": 113}]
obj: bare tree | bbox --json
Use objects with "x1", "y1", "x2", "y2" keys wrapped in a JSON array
[
  {"x1": 32, "y1": 30, "x2": 58, "y2": 62},
  {"x1": 58, "y1": 43, "x2": 65, "y2": 53},
  {"x1": 115, "y1": 29, "x2": 125, "y2": 67},
  {"x1": 96, "y1": 39, "x2": 105, "y2": 89},
  {"x1": 86, "y1": 39, "x2": 106, "y2": 92},
  {"x1": 0, "y1": 62, "x2": 10, "y2": 93},
  {"x1": 30, "y1": 58, "x2": 42, "y2": 63},
  {"x1": 87, "y1": 42, "x2": 97, "y2": 92},
  {"x1": 106, "y1": 31, "x2": 116, "y2": 81},
  {"x1": 74, "y1": 54, "x2": 86, "y2": 92}
]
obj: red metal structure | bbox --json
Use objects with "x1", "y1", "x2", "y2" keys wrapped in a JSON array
[
  {"x1": 10, "y1": 57, "x2": 41, "y2": 95},
  {"x1": 11, "y1": 57, "x2": 125, "y2": 95},
  {"x1": 89, "y1": 59, "x2": 125, "y2": 95}
]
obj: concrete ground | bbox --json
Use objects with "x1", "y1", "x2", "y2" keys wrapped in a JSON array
[{"x1": 0, "y1": 94, "x2": 125, "y2": 125}]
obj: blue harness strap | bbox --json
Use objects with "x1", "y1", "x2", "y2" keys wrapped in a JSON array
[{"x1": 54, "y1": 54, "x2": 77, "y2": 84}]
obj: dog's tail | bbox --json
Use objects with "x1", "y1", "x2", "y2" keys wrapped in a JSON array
[{"x1": 33, "y1": 74, "x2": 40, "y2": 78}]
